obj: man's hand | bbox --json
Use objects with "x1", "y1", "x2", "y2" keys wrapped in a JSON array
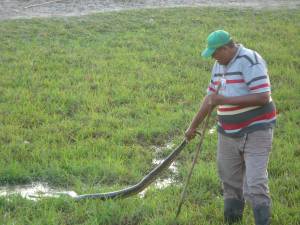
[
  {"x1": 185, "y1": 94, "x2": 218, "y2": 142},
  {"x1": 185, "y1": 127, "x2": 197, "y2": 141}
]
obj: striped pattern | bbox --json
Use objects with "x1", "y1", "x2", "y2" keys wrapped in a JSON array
[
  {"x1": 217, "y1": 101, "x2": 276, "y2": 136},
  {"x1": 217, "y1": 105, "x2": 261, "y2": 115},
  {"x1": 207, "y1": 44, "x2": 276, "y2": 136},
  {"x1": 246, "y1": 75, "x2": 267, "y2": 86}
]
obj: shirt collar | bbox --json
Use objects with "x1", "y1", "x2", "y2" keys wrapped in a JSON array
[{"x1": 225, "y1": 44, "x2": 242, "y2": 68}]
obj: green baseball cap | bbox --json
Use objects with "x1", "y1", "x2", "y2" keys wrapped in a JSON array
[{"x1": 201, "y1": 30, "x2": 232, "y2": 58}]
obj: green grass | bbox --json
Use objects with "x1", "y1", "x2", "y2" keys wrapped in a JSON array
[{"x1": 0, "y1": 7, "x2": 299, "y2": 225}]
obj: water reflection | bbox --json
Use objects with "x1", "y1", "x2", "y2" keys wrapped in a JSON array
[
  {"x1": 209, "y1": 127, "x2": 216, "y2": 134},
  {"x1": 0, "y1": 182, "x2": 77, "y2": 201},
  {"x1": 0, "y1": 142, "x2": 180, "y2": 200},
  {"x1": 139, "y1": 142, "x2": 179, "y2": 198}
]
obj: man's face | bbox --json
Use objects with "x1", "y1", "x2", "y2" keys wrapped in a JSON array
[{"x1": 212, "y1": 46, "x2": 231, "y2": 65}]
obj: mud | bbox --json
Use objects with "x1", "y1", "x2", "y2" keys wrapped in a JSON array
[{"x1": 1, "y1": 0, "x2": 299, "y2": 21}]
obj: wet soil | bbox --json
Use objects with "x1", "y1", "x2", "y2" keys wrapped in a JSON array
[{"x1": 1, "y1": 0, "x2": 299, "y2": 21}]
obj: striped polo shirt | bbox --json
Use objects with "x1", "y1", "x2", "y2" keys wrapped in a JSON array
[{"x1": 207, "y1": 44, "x2": 276, "y2": 137}]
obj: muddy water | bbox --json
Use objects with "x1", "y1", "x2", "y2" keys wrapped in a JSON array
[
  {"x1": 139, "y1": 141, "x2": 178, "y2": 198},
  {"x1": 209, "y1": 127, "x2": 216, "y2": 134},
  {"x1": 0, "y1": 182, "x2": 77, "y2": 201},
  {"x1": 1, "y1": 0, "x2": 299, "y2": 21},
  {"x1": 0, "y1": 142, "x2": 179, "y2": 200}
]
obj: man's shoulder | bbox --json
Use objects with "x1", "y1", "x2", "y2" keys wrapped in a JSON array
[
  {"x1": 236, "y1": 45, "x2": 265, "y2": 66},
  {"x1": 237, "y1": 45, "x2": 255, "y2": 58}
]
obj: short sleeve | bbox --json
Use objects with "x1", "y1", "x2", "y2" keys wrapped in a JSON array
[
  {"x1": 206, "y1": 62, "x2": 218, "y2": 95},
  {"x1": 242, "y1": 53, "x2": 271, "y2": 94}
]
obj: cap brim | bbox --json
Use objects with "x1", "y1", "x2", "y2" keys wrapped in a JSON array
[{"x1": 201, "y1": 47, "x2": 216, "y2": 58}]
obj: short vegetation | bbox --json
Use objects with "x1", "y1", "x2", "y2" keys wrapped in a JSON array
[{"x1": 0, "y1": 7, "x2": 299, "y2": 225}]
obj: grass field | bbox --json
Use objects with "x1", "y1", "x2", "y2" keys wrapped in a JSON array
[{"x1": 0, "y1": 7, "x2": 299, "y2": 225}]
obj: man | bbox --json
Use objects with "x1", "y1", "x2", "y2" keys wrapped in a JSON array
[{"x1": 185, "y1": 30, "x2": 276, "y2": 225}]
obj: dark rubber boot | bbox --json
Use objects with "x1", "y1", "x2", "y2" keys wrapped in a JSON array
[
  {"x1": 224, "y1": 198, "x2": 245, "y2": 224},
  {"x1": 253, "y1": 204, "x2": 271, "y2": 225}
]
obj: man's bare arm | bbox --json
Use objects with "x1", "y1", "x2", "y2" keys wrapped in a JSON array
[
  {"x1": 185, "y1": 95, "x2": 214, "y2": 140},
  {"x1": 209, "y1": 92, "x2": 270, "y2": 107},
  {"x1": 185, "y1": 92, "x2": 270, "y2": 141}
]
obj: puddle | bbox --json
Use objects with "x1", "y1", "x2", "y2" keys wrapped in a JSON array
[
  {"x1": 139, "y1": 141, "x2": 179, "y2": 198},
  {"x1": 208, "y1": 127, "x2": 216, "y2": 134},
  {"x1": 152, "y1": 159, "x2": 177, "y2": 173},
  {"x1": 152, "y1": 142, "x2": 175, "y2": 154},
  {"x1": 0, "y1": 180, "x2": 174, "y2": 200},
  {"x1": 0, "y1": 142, "x2": 179, "y2": 200},
  {"x1": 139, "y1": 177, "x2": 175, "y2": 198},
  {"x1": 0, "y1": 182, "x2": 77, "y2": 201}
]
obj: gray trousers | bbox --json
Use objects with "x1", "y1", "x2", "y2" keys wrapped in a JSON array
[{"x1": 217, "y1": 128, "x2": 273, "y2": 207}]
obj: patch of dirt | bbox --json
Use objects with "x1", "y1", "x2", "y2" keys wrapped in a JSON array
[{"x1": 1, "y1": 0, "x2": 299, "y2": 21}]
